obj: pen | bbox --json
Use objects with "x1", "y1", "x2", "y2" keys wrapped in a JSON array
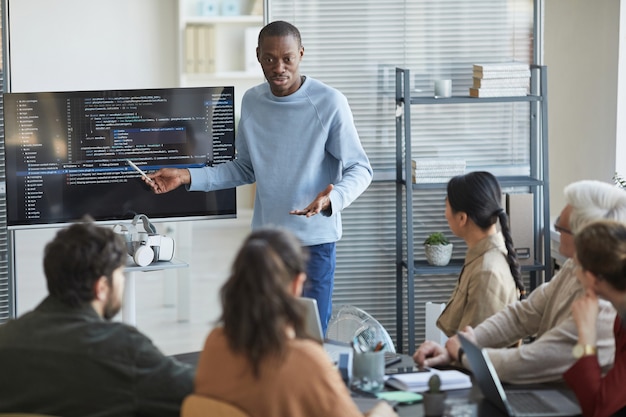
[{"x1": 127, "y1": 159, "x2": 154, "y2": 183}]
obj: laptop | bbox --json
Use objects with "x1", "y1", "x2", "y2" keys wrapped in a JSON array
[
  {"x1": 458, "y1": 333, "x2": 581, "y2": 417},
  {"x1": 299, "y1": 297, "x2": 354, "y2": 365}
]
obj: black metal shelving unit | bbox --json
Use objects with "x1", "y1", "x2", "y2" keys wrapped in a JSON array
[{"x1": 395, "y1": 66, "x2": 550, "y2": 353}]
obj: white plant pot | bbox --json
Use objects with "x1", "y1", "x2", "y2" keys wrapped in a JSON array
[{"x1": 424, "y1": 243, "x2": 453, "y2": 266}]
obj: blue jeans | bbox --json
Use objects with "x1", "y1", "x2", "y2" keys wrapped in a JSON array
[{"x1": 302, "y1": 242, "x2": 336, "y2": 337}]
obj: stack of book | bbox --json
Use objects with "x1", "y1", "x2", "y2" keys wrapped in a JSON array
[
  {"x1": 411, "y1": 159, "x2": 466, "y2": 184},
  {"x1": 469, "y1": 62, "x2": 530, "y2": 98}
]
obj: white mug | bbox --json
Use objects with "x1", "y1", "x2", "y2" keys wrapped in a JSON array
[{"x1": 434, "y1": 79, "x2": 452, "y2": 98}]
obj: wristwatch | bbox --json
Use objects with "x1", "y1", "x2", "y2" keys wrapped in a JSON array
[{"x1": 572, "y1": 343, "x2": 596, "y2": 359}]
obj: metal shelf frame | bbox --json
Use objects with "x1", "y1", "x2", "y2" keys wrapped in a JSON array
[{"x1": 395, "y1": 65, "x2": 550, "y2": 353}]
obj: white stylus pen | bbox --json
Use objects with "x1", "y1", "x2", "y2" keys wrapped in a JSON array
[{"x1": 126, "y1": 159, "x2": 154, "y2": 183}]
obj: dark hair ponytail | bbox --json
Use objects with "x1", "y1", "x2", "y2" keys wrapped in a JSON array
[
  {"x1": 497, "y1": 209, "x2": 525, "y2": 299},
  {"x1": 219, "y1": 228, "x2": 309, "y2": 377},
  {"x1": 447, "y1": 171, "x2": 525, "y2": 299}
]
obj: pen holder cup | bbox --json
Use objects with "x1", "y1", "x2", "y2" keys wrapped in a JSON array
[{"x1": 351, "y1": 351, "x2": 385, "y2": 393}]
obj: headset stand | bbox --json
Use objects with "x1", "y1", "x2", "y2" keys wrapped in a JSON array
[
  {"x1": 161, "y1": 221, "x2": 193, "y2": 322},
  {"x1": 122, "y1": 258, "x2": 189, "y2": 326}
]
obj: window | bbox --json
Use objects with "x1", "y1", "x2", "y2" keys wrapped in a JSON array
[{"x1": 269, "y1": 0, "x2": 536, "y2": 351}]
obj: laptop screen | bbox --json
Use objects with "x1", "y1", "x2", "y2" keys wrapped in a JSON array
[
  {"x1": 299, "y1": 297, "x2": 325, "y2": 343},
  {"x1": 457, "y1": 332, "x2": 582, "y2": 417},
  {"x1": 458, "y1": 332, "x2": 510, "y2": 413}
]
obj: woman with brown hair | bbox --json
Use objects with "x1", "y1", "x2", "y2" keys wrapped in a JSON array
[
  {"x1": 564, "y1": 219, "x2": 626, "y2": 417},
  {"x1": 194, "y1": 227, "x2": 396, "y2": 417}
]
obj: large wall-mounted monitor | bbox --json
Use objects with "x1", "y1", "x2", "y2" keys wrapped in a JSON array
[{"x1": 3, "y1": 86, "x2": 236, "y2": 229}]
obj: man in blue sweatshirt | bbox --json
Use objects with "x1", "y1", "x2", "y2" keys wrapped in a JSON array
[{"x1": 146, "y1": 21, "x2": 372, "y2": 334}]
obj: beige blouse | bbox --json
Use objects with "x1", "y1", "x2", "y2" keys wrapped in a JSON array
[{"x1": 436, "y1": 232, "x2": 518, "y2": 337}]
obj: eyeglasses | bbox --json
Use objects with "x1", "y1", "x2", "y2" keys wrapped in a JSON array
[{"x1": 554, "y1": 216, "x2": 573, "y2": 235}]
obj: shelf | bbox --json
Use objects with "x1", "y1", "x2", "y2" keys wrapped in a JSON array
[
  {"x1": 395, "y1": 66, "x2": 551, "y2": 354},
  {"x1": 182, "y1": 15, "x2": 263, "y2": 24},
  {"x1": 178, "y1": 0, "x2": 264, "y2": 85},
  {"x1": 406, "y1": 95, "x2": 542, "y2": 105},
  {"x1": 404, "y1": 259, "x2": 548, "y2": 275},
  {"x1": 182, "y1": 71, "x2": 264, "y2": 81},
  {"x1": 405, "y1": 175, "x2": 545, "y2": 190}
]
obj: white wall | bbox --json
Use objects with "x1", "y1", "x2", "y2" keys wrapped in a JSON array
[
  {"x1": 8, "y1": 0, "x2": 179, "y2": 92},
  {"x1": 544, "y1": 0, "x2": 622, "y2": 213},
  {"x1": 617, "y1": 5, "x2": 626, "y2": 178}
]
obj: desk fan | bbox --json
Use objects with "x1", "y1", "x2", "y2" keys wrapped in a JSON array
[{"x1": 326, "y1": 304, "x2": 396, "y2": 353}]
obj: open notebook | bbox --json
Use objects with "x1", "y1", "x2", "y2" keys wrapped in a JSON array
[
  {"x1": 458, "y1": 333, "x2": 581, "y2": 417},
  {"x1": 385, "y1": 368, "x2": 471, "y2": 392},
  {"x1": 299, "y1": 297, "x2": 353, "y2": 365}
]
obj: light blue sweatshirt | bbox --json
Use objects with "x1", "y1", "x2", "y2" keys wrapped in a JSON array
[{"x1": 188, "y1": 77, "x2": 373, "y2": 246}]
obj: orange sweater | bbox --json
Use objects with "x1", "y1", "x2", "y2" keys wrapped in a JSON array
[{"x1": 194, "y1": 327, "x2": 363, "y2": 417}]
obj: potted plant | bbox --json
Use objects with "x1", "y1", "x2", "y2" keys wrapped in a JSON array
[
  {"x1": 422, "y1": 374, "x2": 447, "y2": 416},
  {"x1": 424, "y1": 232, "x2": 453, "y2": 266}
]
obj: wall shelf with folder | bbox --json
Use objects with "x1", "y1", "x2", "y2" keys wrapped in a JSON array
[
  {"x1": 178, "y1": 0, "x2": 264, "y2": 83},
  {"x1": 394, "y1": 66, "x2": 551, "y2": 354}
]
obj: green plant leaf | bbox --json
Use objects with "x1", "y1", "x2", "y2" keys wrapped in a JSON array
[{"x1": 424, "y1": 232, "x2": 450, "y2": 245}]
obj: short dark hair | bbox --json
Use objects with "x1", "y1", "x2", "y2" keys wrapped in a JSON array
[
  {"x1": 43, "y1": 218, "x2": 127, "y2": 307},
  {"x1": 258, "y1": 20, "x2": 302, "y2": 48}
]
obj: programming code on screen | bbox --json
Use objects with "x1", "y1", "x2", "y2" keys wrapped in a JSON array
[{"x1": 4, "y1": 86, "x2": 236, "y2": 228}]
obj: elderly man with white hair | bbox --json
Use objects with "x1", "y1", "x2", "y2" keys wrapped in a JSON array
[{"x1": 413, "y1": 180, "x2": 626, "y2": 384}]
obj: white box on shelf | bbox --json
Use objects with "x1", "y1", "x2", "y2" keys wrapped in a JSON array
[
  {"x1": 221, "y1": 0, "x2": 241, "y2": 15},
  {"x1": 506, "y1": 193, "x2": 535, "y2": 266},
  {"x1": 198, "y1": 0, "x2": 220, "y2": 16},
  {"x1": 244, "y1": 26, "x2": 262, "y2": 74}
]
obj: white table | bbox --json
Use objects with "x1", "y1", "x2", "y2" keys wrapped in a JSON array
[{"x1": 122, "y1": 257, "x2": 189, "y2": 325}]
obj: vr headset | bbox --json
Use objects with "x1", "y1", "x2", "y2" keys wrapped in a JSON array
[{"x1": 113, "y1": 214, "x2": 175, "y2": 267}]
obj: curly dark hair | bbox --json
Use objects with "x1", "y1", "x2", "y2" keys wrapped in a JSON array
[{"x1": 43, "y1": 218, "x2": 127, "y2": 307}]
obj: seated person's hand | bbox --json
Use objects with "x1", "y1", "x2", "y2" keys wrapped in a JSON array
[
  {"x1": 445, "y1": 325, "x2": 476, "y2": 364},
  {"x1": 364, "y1": 400, "x2": 398, "y2": 417},
  {"x1": 413, "y1": 340, "x2": 451, "y2": 368}
]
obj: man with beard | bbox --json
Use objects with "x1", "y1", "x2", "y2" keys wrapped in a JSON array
[{"x1": 0, "y1": 218, "x2": 194, "y2": 417}]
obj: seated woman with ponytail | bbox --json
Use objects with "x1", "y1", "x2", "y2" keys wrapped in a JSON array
[
  {"x1": 193, "y1": 228, "x2": 397, "y2": 417},
  {"x1": 415, "y1": 179, "x2": 625, "y2": 384},
  {"x1": 434, "y1": 171, "x2": 524, "y2": 337}
]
